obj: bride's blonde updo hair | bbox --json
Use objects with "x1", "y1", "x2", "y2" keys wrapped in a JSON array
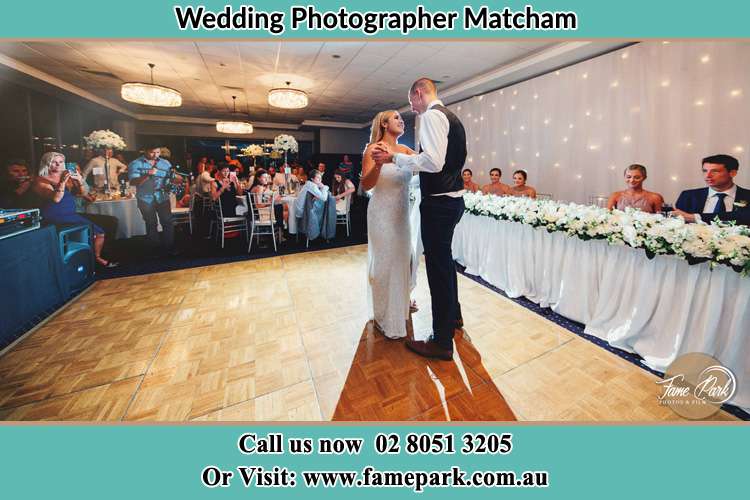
[{"x1": 368, "y1": 110, "x2": 399, "y2": 145}]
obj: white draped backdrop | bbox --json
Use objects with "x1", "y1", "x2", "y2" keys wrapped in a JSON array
[{"x1": 446, "y1": 41, "x2": 750, "y2": 205}]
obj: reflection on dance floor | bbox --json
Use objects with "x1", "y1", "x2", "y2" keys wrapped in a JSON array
[{"x1": 332, "y1": 321, "x2": 516, "y2": 421}]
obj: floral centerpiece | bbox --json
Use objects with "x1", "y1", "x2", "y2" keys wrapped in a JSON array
[
  {"x1": 273, "y1": 134, "x2": 298, "y2": 153},
  {"x1": 242, "y1": 144, "x2": 264, "y2": 157},
  {"x1": 83, "y1": 129, "x2": 127, "y2": 150},
  {"x1": 462, "y1": 192, "x2": 750, "y2": 276}
]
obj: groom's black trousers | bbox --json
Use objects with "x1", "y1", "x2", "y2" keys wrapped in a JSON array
[{"x1": 420, "y1": 195, "x2": 464, "y2": 350}]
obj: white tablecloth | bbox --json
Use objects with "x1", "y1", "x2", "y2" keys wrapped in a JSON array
[
  {"x1": 453, "y1": 213, "x2": 750, "y2": 411},
  {"x1": 85, "y1": 198, "x2": 145, "y2": 239},
  {"x1": 235, "y1": 195, "x2": 297, "y2": 234}
]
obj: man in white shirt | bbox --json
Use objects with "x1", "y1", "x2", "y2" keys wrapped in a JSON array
[
  {"x1": 371, "y1": 77, "x2": 467, "y2": 361},
  {"x1": 294, "y1": 168, "x2": 329, "y2": 220},
  {"x1": 83, "y1": 148, "x2": 127, "y2": 190},
  {"x1": 673, "y1": 154, "x2": 750, "y2": 226}
]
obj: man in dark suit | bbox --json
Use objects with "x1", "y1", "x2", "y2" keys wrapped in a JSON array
[{"x1": 673, "y1": 154, "x2": 750, "y2": 226}]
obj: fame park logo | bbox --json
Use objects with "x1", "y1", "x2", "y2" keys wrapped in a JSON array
[{"x1": 656, "y1": 353, "x2": 737, "y2": 419}]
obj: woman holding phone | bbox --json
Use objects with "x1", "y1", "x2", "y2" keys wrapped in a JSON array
[
  {"x1": 210, "y1": 162, "x2": 243, "y2": 217},
  {"x1": 32, "y1": 152, "x2": 118, "y2": 268}
]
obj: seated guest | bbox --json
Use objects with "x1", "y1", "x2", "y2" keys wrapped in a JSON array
[
  {"x1": 673, "y1": 154, "x2": 750, "y2": 226},
  {"x1": 194, "y1": 160, "x2": 214, "y2": 196},
  {"x1": 249, "y1": 168, "x2": 286, "y2": 241},
  {"x1": 267, "y1": 166, "x2": 285, "y2": 188},
  {"x1": 606, "y1": 164, "x2": 664, "y2": 213},
  {"x1": 332, "y1": 168, "x2": 356, "y2": 213},
  {"x1": 83, "y1": 148, "x2": 128, "y2": 191},
  {"x1": 481, "y1": 168, "x2": 509, "y2": 195},
  {"x1": 295, "y1": 168, "x2": 330, "y2": 220},
  {"x1": 462, "y1": 168, "x2": 480, "y2": 193},
  {"x1": 295, "y1": 166, "x2": 308, "y2": 183},
  {"x1": 32, "y1": 152, "x2": 117, "y2": 268},
  {"x1": 0, "y1": 159, "x2": 36, "y2": 208},
  {"x1": 337, "y1": 154, "x2": 354, "y2": 177},
  {"x1": 508, "y1": 169, "x2": 537, "y2": 198},
  {"x1": 211, "y1": 163, "x2": 243, "y2": 217}
]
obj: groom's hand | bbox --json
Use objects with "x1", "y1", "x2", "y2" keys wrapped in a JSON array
[{"x1": 371, "y1": 142, "x2": 394, "y2": 164}]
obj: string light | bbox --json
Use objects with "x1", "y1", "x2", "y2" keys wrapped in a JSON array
[
  {"x1": 622, "y1": 135, "x2": 632, "y2": 143},
  {"x1": 694, "y1": 99, "x2": 705, "y2": 107},
  {"x1": 610, "y1": 80, "x2": 620, "y2": 88},
  {"x1": 735, "y1": 146, "x2": 745, "y2": 153},
  {"x1": 700, "y1": 54, "x2": 711, "y2": 63},
  {"x1": 621, "y1": 52, "x2": 629, "y2": 59},
  {"x1": 660, "y1": 79, "x2": 670, "y2": 87},
  {"x1": 730, "y1": 89, "x2": 743, "y2": 97}
]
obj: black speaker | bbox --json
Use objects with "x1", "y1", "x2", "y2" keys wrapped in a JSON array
[{"x1": 58, "y1": 224, "x2": 95, "y2": 297}]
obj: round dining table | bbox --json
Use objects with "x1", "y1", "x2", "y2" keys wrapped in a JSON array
[{"x1": 85, "y1": 198, "x2": 146, "y2": 239}]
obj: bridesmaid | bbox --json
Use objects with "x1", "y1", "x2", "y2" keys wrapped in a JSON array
[
  {"x1": 481, "y1": 168, "x2": 510, "y2": 195},
  {"x1": 606, "y1": 164, "x2": 664, "y2": 213},
  {"x1": 508, "y1": 169, "x2": 537, "y2": 198},
  {"x1": 462, "y1": 168, "x2": 480, "y2": 192}
]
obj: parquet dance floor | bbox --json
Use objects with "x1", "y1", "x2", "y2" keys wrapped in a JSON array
[{"x1": 0, "y1": 245, "x2": 737, "y2": 421}]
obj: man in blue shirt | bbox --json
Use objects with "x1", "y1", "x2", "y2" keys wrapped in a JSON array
[{"x1": 128, "y1": 143, "x2": 175, "y2": 252}]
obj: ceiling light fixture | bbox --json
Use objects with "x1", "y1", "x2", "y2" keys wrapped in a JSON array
[
  {"x1": 216, "y1": 96, "x2": 254, "y2": 134},
  {"x1": 121, "y1": 63, "x2": 182, "y2": 107},
  {"x1": 268, "y1": 81, "x2": 308, "y2": 109}
]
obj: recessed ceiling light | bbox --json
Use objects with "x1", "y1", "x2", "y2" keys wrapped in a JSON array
[
  {"x1": 332, "y1": 54, "x2": 341, "y2": 59},
  {"x1": 441, "y1": 75, "x2": 450, "y2": 79}
]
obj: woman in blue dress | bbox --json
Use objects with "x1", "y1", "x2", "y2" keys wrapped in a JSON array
[{"x1": 32, "y1": 152, "x2": 117, "y2": 268}]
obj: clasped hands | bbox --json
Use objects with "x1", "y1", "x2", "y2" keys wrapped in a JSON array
[{"x1": 371, "y1": 142, "x2": 395, "y2": 165}]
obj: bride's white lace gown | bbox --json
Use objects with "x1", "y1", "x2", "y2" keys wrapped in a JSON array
[{"x1": 367, "y1": 162, "x2": 416, "y2": 339}]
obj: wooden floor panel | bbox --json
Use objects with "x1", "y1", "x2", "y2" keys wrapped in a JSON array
[{"x1": 0, "y1": 244, "x2": 738, "y2": 421}]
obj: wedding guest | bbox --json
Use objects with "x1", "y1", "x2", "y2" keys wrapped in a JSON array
[
  {"x1": 32, "y1": 152, "x2": 117, "y2": 268},
  {"x1": 508, "y1": 169, "x2": 537, "y2": 198},
  {"x1": 268, "y1": 165, "x2": 286, "y2": 188},
  {"x1": 606, "y1": 164, "x2": 664, "y2": 213},
  {"x1": 462, "y1": 168, "x2": 480, "y2": 193},
  {"x1": 673, "y1": 154, "x2": 750, "y2": 226},
  {"x1": 211, "y1": 163, "x2": 243, "y2": 217},
  {"x1": 481, "y1": 168, "x2": 510, "y2": 195},
  {"x1": 295, "y1": 166, "x2": 308, "y2": 183},
  {"x1": 194, "y1": 160, "x2": 214, "y2": 196},
  {"x1": 83, "y1": 148, "x2": 127, "y2": 190},
  {"x1": 295, "y1": 168, "x2": 330, "y2": 219},
  {"x1": 337, "y1": 154, "x2": 354, "y2": 177},
  {"x1": 318, "y1": 162, "x2": 333, "y2": 186},
  {"x1": 332, "y1": 168, "x2": 356, "y2": 212},
  {"x1": 249, "y1": 168, "x2": 286, "y2": 240},
  {"x1": 128, "y1": 143, "x2": 175, "y2": 254},
  {"x1": 0, "y1": 159, "x2": 36, "y2": 208}
]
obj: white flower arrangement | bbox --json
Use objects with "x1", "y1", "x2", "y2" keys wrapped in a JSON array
[
  {"x1": 463, "y1": 192, "x2": 750, "y2": 276},
  {"x1": 83, "y1": 129, "x2": 127, "y2": 150},
  {"x1": 242, "y1": 144, "x2": 264, "y2": 157},
  {"x1": 273, "y1": 134, "x2": 298, "y2": 153}
]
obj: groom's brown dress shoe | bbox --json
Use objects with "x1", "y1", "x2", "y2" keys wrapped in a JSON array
[{"x1": 405, "y1": 339, "x2": 453, "y2": 361}]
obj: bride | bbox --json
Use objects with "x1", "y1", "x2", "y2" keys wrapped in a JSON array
[{"x1": 361, "y1": 110, "x2": 419, "y2": 339}]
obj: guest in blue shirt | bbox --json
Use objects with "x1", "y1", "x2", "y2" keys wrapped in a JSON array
[{"x1": 128, "y1": 143, "x2": 175, "y2": 252}]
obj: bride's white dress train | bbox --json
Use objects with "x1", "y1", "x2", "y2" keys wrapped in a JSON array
[{"x1": 367, "y1": 162, "x2": 419, "y2": 339}]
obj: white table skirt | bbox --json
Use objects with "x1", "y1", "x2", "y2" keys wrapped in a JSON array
[
  {"x1": 235, "y1": 195, "x2": 297, "y2": 234},
  {"x1": 453, "y1": 213, "x2": 750, "y2": 411},
  {"x1": 85, "y1": 198, "x2": 145, "y2": 239}
]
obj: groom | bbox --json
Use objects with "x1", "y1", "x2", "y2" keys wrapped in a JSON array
[{"x1": 372, "y1": 78, "x2": 467, "y2": 361}]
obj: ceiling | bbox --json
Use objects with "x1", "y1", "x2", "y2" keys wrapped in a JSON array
[{"x1": 0, "y1": 41, "x2": 626, "y2": 127}]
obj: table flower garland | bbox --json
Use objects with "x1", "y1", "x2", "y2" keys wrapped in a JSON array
[{"x1": 463, "y1": 192, "x2": 750, "y2": 276}]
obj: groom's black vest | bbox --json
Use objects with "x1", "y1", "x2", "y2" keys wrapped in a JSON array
[{"x1": 419, "y1": 104, "x2": 467, "y2": 196}]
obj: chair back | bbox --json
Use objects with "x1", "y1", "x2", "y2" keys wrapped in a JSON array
[{"x1": 247, "y1": 190, "x2": 276, "y2": 226}]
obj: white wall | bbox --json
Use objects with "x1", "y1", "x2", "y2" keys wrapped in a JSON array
[{"x1": 450, "y1": 41, "x2": 750, "y2": 205}]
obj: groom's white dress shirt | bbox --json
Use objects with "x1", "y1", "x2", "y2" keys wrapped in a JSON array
[{"x1": 392, "y1": 99, "x2": 464, "y2": 198}]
